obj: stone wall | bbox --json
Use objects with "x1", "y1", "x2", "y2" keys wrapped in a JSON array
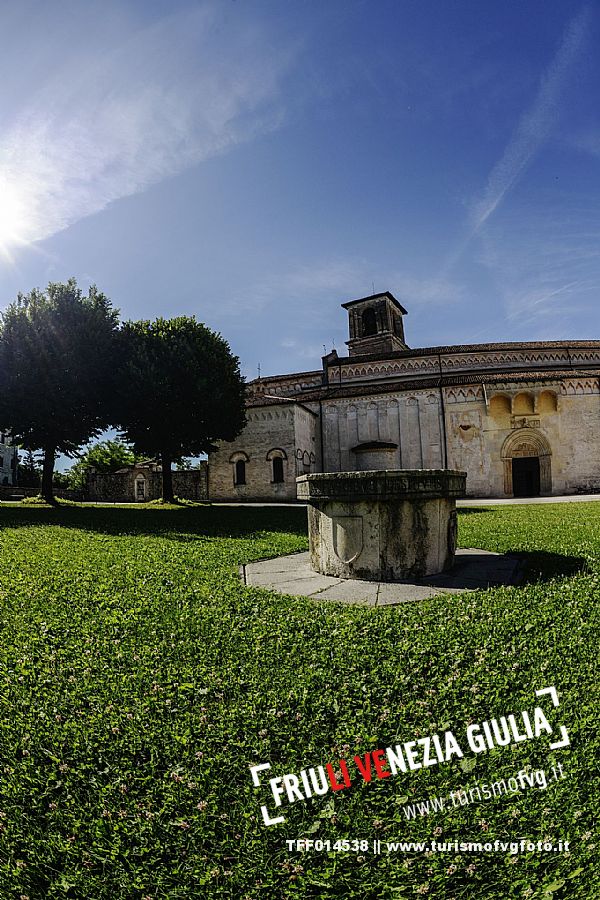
[
  {"x1": 444, "y1": 379, "x2": 600, "y2": 497},
  {"x1": 87, "y1": 464, "x2": 208, "y2": 503},
  {"x1": 207, "y1": 376, "x2": 600, "y2": 501},
  {"x1": 208, "y1": 402, "x2": 316, "y2": 501},
  {"x1": 321, "y1": 391, "x2": 445, "y2": 473},
  {"x1": 0, "y1": 485, "x2": 84, "y2": 501},
  {"x1": 293, "y1": 403, "x2": 320, "y2": 478}
]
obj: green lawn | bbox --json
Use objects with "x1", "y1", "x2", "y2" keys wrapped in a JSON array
[{"x1": 0, "y1": 503, "x2": 598, "y2": 899}]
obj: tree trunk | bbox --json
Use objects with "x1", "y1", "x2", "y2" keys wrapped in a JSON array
[
  {"x1": 162, "y1": 451, "x2": 174, "y2": 503},
  {"x1": 41, "y1": 445, "x2": 56, "y2": 503}
]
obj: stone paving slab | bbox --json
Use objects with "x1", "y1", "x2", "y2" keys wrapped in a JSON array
[
  {"x1": 245, "y1": 567, "x2": 315, "y2": 586},
  {"x1": 316, "y1": 580, "x2": 380, "y2": 605},
  {"x1": 246, "y1": 556, "x2": 315, "y2": 574},
  {"x1": 376, "y1": 582, "x2": 448, "y2": 605},
  {"x1": 241, "y1": 550, "x2": 521, "y2": 606}
]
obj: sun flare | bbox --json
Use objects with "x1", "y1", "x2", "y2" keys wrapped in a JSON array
[{"x1": 0, "y1": 176, "x2": 32, "y2": 259}]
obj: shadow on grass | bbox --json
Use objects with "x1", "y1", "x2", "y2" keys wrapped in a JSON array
[
  {"x1": 514, "y1": 550, "x2": 590, "y2": 583},
  {"x1": 0, "y1": 504, "x2": 308, "y2": 540},
  {"x1": 0, "y1": 506, "x2": 591, "y2": 582}
]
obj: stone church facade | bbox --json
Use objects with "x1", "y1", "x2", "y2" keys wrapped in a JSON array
[{"x1": 208, "y1": 292, "x2": 600, "y2": 500}]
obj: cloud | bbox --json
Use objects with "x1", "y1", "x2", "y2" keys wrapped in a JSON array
[
  {"x1": 222, "y1": 258, "x2": 371, "y2": 320},
  {"x1": 469, "y1": 6, "x2": 590, "y2": 235},
  {"x1": 223, "y1": 257, "x2": 466, "y2": 322},
  {"x1": 475, "y1": 198, "x2": 600, "y2": 338},
  {"x1": 391, "y1": 275, "x2": 465, "y2": 309},
  {"x1": 570, "y1": 126, "x2": 600, "y2": 158},
  {"x1": 504, "y1": 279, "x2": 587, "y2": 328},
  {"x1": 0, "y1": 3, "x2": 295, "y2": 247}
]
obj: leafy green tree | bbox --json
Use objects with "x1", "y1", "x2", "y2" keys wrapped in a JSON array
[
  {"x1": 67, "y1": 439, "x2": 140, "y2": 491},
  {"x1": 115, "y1": 317, "x2": 246, "y2": 502},
  {"x1": 0, "y1": 279, "x2": 120, "y2": 501},
  {"x1": 17, "y1": 449, "x2": 41, "y2": 488},
  {"x1": 52, "y1": 471, "x2": 71, "y2": 490},
  {"x1": 176, "y1": 458, "x2": 203, "y2": 471}
]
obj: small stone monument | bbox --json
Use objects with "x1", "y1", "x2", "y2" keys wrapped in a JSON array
[{"x1": 296, "y1": 470, "x2": 467, "y2": 582}]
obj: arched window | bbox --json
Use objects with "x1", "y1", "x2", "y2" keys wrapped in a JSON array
[
  {"x1": 266, "y1": 448, "x2": 287, "y2": 483},
  {"x1": 361, "y1": 308, "x2": 377, "y2": 337},
  {"x1": 230, "y1": 451, "x2": 249, "y2": 487}
]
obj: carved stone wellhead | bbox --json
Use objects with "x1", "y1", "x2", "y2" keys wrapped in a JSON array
[{"x1": 297, "y1": 470, "x2": 467, "y2": 582}]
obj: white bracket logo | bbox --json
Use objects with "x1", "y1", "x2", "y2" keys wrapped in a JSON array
[{"x1": 535, "y1": 686, "x2": 570, "y2": 749}]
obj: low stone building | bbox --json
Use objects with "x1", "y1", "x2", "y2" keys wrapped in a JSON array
[
  {"x1": 208, "y1": 290, "x2": 600, "y2": 500},
  {"x1": 0, "y1": 431, "x2": 17, "y2": 486},
  {"x1": 207, "y1": 398, "x2": 318, "y2": 503},
  {"x1": 87, "y1": 460, "x2": 208, "y2": 503}
]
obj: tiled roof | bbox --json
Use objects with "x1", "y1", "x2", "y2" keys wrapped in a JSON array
[
  {"x1": 247, "y1": 369, "x2": 321, "y2": 385},
  {"x1": 244, "y1": 369, "x2": 600, "y2": 406},
  {"x1": 246, "y1": 395, "x2": 296, "y2": 407},
  {"x1": 245, "y1": 341, "x2": 600, "y2": 388},
  {"x1": 341, "y1": 291, "x2": 408, "y2": 314},
  {"x1": 335, "y1": 340, "x2": 600, "y2": 365}
]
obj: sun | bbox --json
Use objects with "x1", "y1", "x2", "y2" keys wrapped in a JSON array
[{"x1": 0, "y1": 177, "x2": 31, "y2": 260}]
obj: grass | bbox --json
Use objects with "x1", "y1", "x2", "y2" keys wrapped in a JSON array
[{"x1": 0, "y1": 502, "x2": 598, "y2": 899}]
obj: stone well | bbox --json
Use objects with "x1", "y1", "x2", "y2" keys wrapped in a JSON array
[{"x1": 296, "y1": 470, "x2": 467, "y2": 581}]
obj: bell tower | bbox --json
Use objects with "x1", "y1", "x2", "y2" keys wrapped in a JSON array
[{"x1": 342, "y1": 291, "x2": 409, "y2": 356}]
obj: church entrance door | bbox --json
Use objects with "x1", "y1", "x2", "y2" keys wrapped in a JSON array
[
  {"x1": 512, "y1": 457, "x2": 541, "y2": 497},
  {"x1": 502, "y1": 429, "x2": 551, "y2": 497}
]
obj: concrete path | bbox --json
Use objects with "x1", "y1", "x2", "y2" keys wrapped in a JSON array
[
  {"x1": 212, "y1": 493, "x2": 600, "y2": 508},
  {"x1": 241, "y1": 549, "x2": 521, "y2": 606},
  {"x1": 3, "y1": 494, "x2": 600, "y2": 508},
  {"x1": 457, "y1": 494, "x2": 600, "y2": 506}
]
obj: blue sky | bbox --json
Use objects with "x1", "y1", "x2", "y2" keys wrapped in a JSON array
[{"x1": 1, "y1": 0, "x2": 599, "y2": 387}]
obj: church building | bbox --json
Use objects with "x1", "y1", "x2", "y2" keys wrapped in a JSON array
[{"x1": 208, "y1": 292, "x2": 600, "y2": 500}]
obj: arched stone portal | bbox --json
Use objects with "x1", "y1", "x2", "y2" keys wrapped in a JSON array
[
  {"x1": 134, "y1": 474, "x2": 147, "y2": 502},
  {"x1": 501, "y1": 429, "x2": 552, "y2": 497}
]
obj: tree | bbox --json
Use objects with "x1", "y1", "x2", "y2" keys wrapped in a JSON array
[
  {"x1": 52, "y1": 471, "x2": 71, "y2": 490},
  {"x1": 67, "y1": 439, "x2": 140, "y2": 491},
  {"x1": 0, "y1": 279, "x2": 120, "y2": 502},
  {"x1": 17, "y1": 450, "x2": 41, "y2": 488},
  {"x1": 115, "y1": 317, "x2": 246, "y2": 502}
]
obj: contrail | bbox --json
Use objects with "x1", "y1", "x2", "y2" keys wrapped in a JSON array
[
  {"x1": 470, "y1": 6, "x2": 590, "y2": 234},
  {"x1": 439, "y1": 5, "x2": 591, "y2": 279}
]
